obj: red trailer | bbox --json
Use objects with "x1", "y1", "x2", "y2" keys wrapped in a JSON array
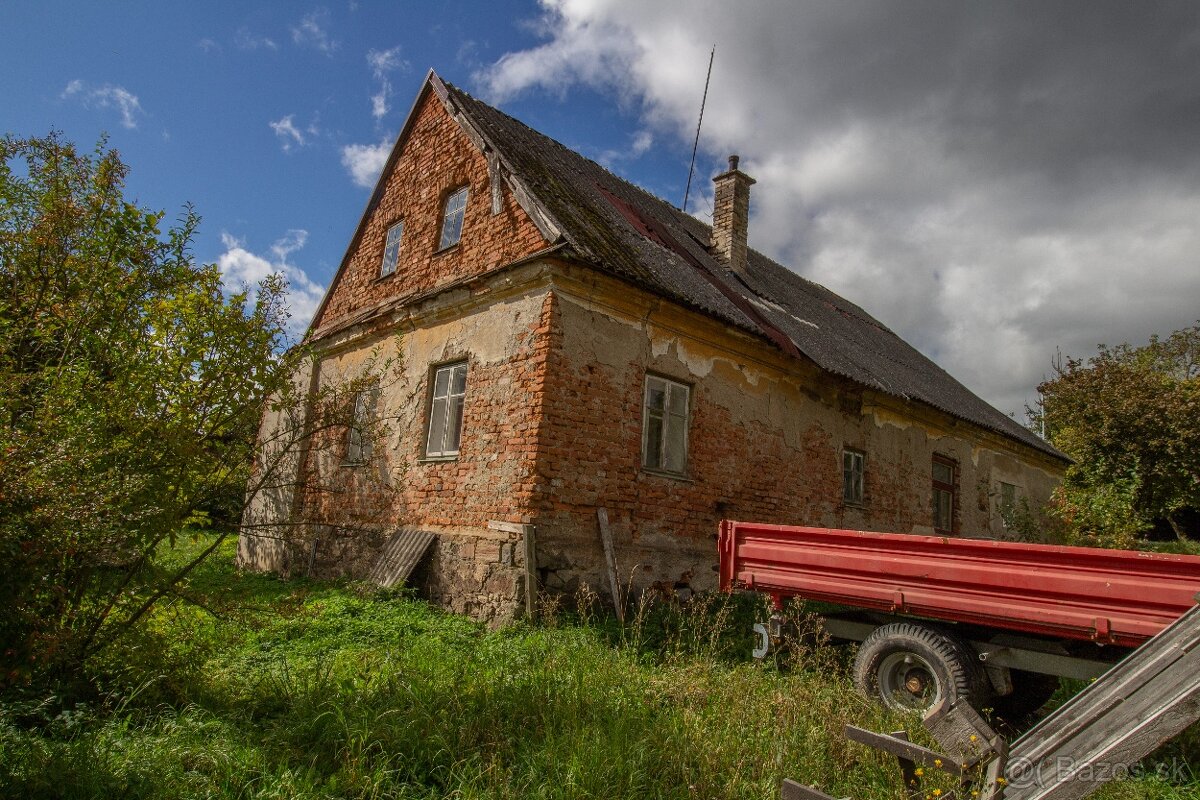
[{"x1": 718, "y1": 521, "x2": 1200, "y2": 715}]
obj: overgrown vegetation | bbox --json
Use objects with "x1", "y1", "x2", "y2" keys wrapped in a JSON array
[
  {"x1": 1, "y1": 537, "x2": 1194, "y2": 800},
  {"x1": 1030, "y1": 323, "x2": 1200, "y2": 548}
]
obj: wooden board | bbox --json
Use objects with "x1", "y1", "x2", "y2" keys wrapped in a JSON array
[
  {"x1": 597, "y1": 508, "x2": 624, "y2": 623},
  {"x1": 1005, "y1": 602, "x2": 1200, "y2": 800}
]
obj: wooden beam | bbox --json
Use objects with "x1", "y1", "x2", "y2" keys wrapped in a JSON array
[
  {"x1": 845, "y1": 726, "x2": 966, "y2": 777},
  {"x1": 596, "y1": 507, "x2": 624, "y2": 623},
  {"x1": 522, "y1": 524, "x2": 537, "y2": 620}
]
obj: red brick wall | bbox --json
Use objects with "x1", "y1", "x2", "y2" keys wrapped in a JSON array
[
  {"x1": 311, "y1": 91, "x2": 548, "y2": 334},
  {"x1": 527, "y1": 290, "x2": 1061, "y2": 601}
]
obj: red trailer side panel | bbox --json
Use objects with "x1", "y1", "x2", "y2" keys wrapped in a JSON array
[{"x1": 718, "y1": 522, "x2": 1200, "y2": 647}]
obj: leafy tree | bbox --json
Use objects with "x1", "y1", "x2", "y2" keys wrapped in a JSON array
[
  {"x1": 1032, "y1": 324, "x2": 1200, "y2": 547},
  {"x1": 0, "y1": 133, "x2": 307, "y2": 689}
]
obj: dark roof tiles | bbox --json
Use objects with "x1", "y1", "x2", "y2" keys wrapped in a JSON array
[{"x1": 443, "y1": 80, "x2": 1063, "y2": 460}]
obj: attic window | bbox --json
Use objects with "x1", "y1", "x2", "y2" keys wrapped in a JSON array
[
  {"x1": 380, "y1": 220, "x2": 403, "y2": 277},
  {"x1": 438, "y1": 186, "x2": 469, "y2": 250}
]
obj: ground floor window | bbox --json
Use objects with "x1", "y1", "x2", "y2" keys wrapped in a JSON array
[
  {"x1": 426, "y1": 361, "x2": 467, "y2": 458},
  {"x1": 843, "y1": 448, "x2": 865, "y2": 505},
  {"x1": 932, "y1": 455, "x2": 957, "y2": 533},
  {"x1": 642, "y1": 374, "x2": 690, "y2": 475}
]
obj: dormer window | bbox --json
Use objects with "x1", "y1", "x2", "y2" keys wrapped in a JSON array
[
  {"x1": 380, "y1": 220, "x2": 403, "y2": 277},
  {"x1": 438, "y1": 186, "x2": 469, "y2": 250}
]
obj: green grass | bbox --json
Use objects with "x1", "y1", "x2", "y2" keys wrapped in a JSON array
[{"x1": 1, "y1": 534, "x2": 1195, "y2": 799}]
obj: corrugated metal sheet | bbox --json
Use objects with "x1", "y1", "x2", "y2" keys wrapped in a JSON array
[{"x1": 368, "y1": 529, "x2": 437, "y2": 588}]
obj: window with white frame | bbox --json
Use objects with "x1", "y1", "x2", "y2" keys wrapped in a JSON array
[
  {"x1": 344, "y1": 390, "x2": 372, "y2": 465},
  {"x1": 425, "y1": 361, "x2": 468, "y2": 458},
  {"x1": 437, "y1": 186, "x2": 469, "y2": 250},
  {"x1": 843, "y1": 448, "x2": 865, "y2": 505},
  {"x1": 642, "y1": 375, "x2": 689, "y2": 475},
  {"x1": 380, "y1": 220, "x2": 403, "y2": 277}
]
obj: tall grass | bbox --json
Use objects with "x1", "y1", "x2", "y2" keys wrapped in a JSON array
[{"x1": 1, "y1": 536, "x2": 1194, "y2": 799}]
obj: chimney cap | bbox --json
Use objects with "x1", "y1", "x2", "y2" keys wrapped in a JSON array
[{"x1": 728, "y1": 154, "x2": 739, "y2": 171}]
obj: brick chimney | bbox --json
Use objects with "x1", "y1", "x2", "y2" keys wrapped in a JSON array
[{"x1": 711, "y1": 154, "x2": 756, "y2": 277}]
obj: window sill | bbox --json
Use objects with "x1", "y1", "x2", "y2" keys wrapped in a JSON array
[
  {"x1": 433, "y1": 242, "x2": 461, "y2": 256},
  {"x1": 373, "y1": 271, "x2": 397, "y2": 284},
  {"x1": 340, "y1": 461, "x2": 366, "y2": 469},
  {"x1": 842, "y1": 500, "x2": 867, "y2": 510},
  {"x1": 640, "y1": 467, "x2": 693, "y2": 483},
  {"x1": 419, "y1": 454, "x2": 459, "y2": 464}
]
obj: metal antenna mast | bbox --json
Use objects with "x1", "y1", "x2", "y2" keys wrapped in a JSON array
[{"x1": 681, "y1": 45, "x2": 715, "y2": 213}]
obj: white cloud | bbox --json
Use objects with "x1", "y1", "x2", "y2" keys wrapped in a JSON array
[
  {"x1": 269, "y1": 114, "x2": 320, "y2": 153},
  {"x1": 62, "y1": 80, "x2": 144, "y2": 129},
  {"x1": 197, "y1": 37, "x2": 221, "y2": 53},
  {"x1": 340, "y1": 139, "x2": 392, "y2": 188},
  {"x1": 366, "y1": 45, "x2": 408, "y2": 121},
  {"x1": 217, "y1": 230, "x2": 326, "y2": 339},
  {"x1": 475, "y1": 0, "x2": 1200, "y2": 418},
  {"x1": 234, "y1": 27, "x2": 278, "y2": 51},
  {"x1": 292, "y1": 9, "x2": 339, "y2": 55}
]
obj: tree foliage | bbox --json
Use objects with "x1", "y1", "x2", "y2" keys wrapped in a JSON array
[
  {"x1": 1033, "y1": 324, "x2": 1200, "y2": 547},
  {"x1": 0, "y1": 133, "x2": 298, "y2": 688}
]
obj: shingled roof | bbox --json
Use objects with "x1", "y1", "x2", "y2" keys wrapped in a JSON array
[{"x1": 429, "y1": 74, "x2": 1063, "y2": 461}]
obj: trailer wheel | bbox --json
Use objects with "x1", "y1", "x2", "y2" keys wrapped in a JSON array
[
  {"x1": 854, "y1": 623, "x2": 988, "y2": 714},
  {"x1": 993, "y1": 670, "x2": 1060, "y2": 721}
]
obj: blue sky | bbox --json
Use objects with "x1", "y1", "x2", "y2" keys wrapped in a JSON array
[
  {"x1": 3, "y1": 2, "x2": 698, "y2": 333},
  {"x1": 7, "y1": 2, "x2": 1200, "y2": 418}
]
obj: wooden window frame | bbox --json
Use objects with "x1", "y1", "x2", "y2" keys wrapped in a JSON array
[
  {"x1": 932, "y1": 454, "x2": 958, "y2": 534},
  {"x1": 842, "y1": 447, "x2": 866, "y2": 506},
  {"x1": 343, "y1": 389, "x2": 373, "y2": 466},
  {"x1": 380, "y1": 219, "x2": 404, "y2": 278},
  {"x1": 437, "y1": 186, "x2": 469, "y2": 251},
  {"x1": 424, "y1": 361, "x2": 468, "y2": 459},
  {"x1": 641, "y1": 374, "x2": 690, "y2": 477}
]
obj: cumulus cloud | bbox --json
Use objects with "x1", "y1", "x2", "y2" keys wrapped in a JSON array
[
  {"x1": 340, "y1": 139, "x2": 392, "y2": 188},
  {"x1": 217, "y1": 230, "x2": 326, "y2": 339},
  {"x1": 62, "y1": 80, "x2": 144, "y2": 129},
  {"x1": 269, "y1": 114, "x2": 319, "y2": 153},
  {"x1": 291, "y1": 9, "x2": 339, "y2": 55},
  {"x1": 476, "y1": 0, "x2": 1200, "y2": 417},
  {"x1": 366, "y1": 45, "x2": 408, "y2": 120}
]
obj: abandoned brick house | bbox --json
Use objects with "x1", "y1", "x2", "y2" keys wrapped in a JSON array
[{"x1": 238, "y1": 70, "x2": 1068, "y2": 622}]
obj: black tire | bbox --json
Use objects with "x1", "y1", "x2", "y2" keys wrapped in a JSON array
[
  {"x1": 853, "y1": 622, "x2": 991, "y2": 714},
  {"x1": 992, "y1": 670, "x2": 1060, "y2": 722}
]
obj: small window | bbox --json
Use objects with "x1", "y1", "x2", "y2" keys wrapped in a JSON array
[
  {"x1": 345, "y1": 390, "x2": 372, "y2": 465},
  {"x1": 932, "y1": 455, "x2": 957, "y2": 533},
  {"x1": 437, "y1": 186, "x2": 469, "y2": 250},
  {"x1": 380, "y1": 220, "x2": 403, "y2": 277},
  {"x1": 843, "y1": 448, "x2": 865, "y2": 505},
  {"x1": 642, "y1": 375, "x2": 689, "y2": 475},
  {"x1": 425, "y1": 361, "x2": 468, "y2": 458},
  {"x1": 997, "y1": 481, "x2": 1019, "y2": 528}
]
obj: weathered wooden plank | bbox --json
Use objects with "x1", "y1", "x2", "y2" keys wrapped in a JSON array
[
  {"x1": 1005, "y1": 602, "x2": 1200, "y2": 800},
  {"x1": 522, "y1": 523, "x2": 537, "y2": 620},
  {"x1": 845, "y1": 726, "x2": 966, "y2": 777},
  {"x1": 597, "y1": 507, "x2": 624, "y2": 623},
  {"x1": 487, "y1": 519, "x2": 525, "y2": 535},
  {"x1": 924, "y1": 699, "x2": 1006, "y2": 770},
  {"x1": 780, "y1": 778, "x2": 843, "y2": 800}
]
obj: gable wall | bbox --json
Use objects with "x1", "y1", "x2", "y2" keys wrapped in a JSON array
[{"x1": 311, "y1": 91, "x2": 548, "y2": 334}]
